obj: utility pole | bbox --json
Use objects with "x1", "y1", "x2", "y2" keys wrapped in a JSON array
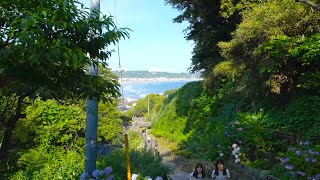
[
  {"x1": 148, "y1": 98, "x2": 150, "y2": 116},
  {"x1": 85, "y1": 0, "x2": 100, "y2": 174}
]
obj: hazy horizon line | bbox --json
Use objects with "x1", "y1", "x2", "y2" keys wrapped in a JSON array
[{"x1": 111, "y1": 69, "x2": 200, "y2": 74}]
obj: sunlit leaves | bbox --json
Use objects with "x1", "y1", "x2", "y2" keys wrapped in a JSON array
[
  {"x1": 0, "y1": 0, "x2": 130, "y2": 102},
  {"x1": 260, "y1": 34, "x2": 320, "y2": 90},
  {"x1": 165, "y1": 0, "x2": 240, "y2": 75},
  {"x1": 220, "y1": 0, "x2": 320, "y2": 94}
]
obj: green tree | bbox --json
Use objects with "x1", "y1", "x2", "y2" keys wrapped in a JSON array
[
  {"x1": 127, "y1": 130, "x2": 144, "y2": 151},
  {"x1": 132, "y1": 94, "x2": 166, "y2": 121},
  {"x1": 260, "y1": 34, "x2": 320, "y2": 92},
  {"x1": 14, "y1": 99, "x2": 85, "y2": 149},
  {"x1": 165, "y1": 0, "x2": 241, "y2": 75},
  {"x1": 7, "y1": 98, "x2": 125, "y2": 179},
  {"x1": 98, "y1": 101, "x2": 124, "y2": 145},
  {"x1": 0, "y1": 0, "x2": 129, "y2": 158},
  {"x1": 219, "y1": 0, "x2": 320, "y2": 97},
  {"x1": 6, "y1": 99, "x2": 86, "y2": 179},
  {"x1": 11, "y1": 146, "x2": 85, "y2": 180}
]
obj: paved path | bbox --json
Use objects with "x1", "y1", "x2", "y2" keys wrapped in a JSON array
[{"x1": 169, "y1": 170, "x2": 189, "y2": 180}]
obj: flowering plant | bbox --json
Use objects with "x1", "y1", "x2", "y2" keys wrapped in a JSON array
[
  {"x1": 232, "y1": 143, "x2": 241, "y2": 163},
  {"x1": 80, "y1": 166, "x2": 114, "y2": 180},
  {"x1": 225, "y1": 112, "x2": 271, "y2": 168},
  {"x1": 131, "y1": 173, "x2": 163, "y2": 180},
  {"x1": 277, "y1": 141, "x2": 320, "y2": 179}
]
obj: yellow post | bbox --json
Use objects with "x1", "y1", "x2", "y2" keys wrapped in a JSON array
[{"x1": 125, "y1": 134, "x2": 131, "y2": 180}]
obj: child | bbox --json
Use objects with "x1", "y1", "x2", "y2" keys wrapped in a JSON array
[
  {"x1": 211, "y1": 159, "x2": 230, "y2": 180},
  {"x1": 188, "y1": 163, "x2": 206, "y2": 179}
]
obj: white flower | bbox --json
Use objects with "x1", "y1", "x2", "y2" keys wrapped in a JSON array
[
  {"x1": 232, "y1": 149, "x2": 238, "y2": 155},
  {"x1": 132, "y1": 174, "x2": 139, "y2": 180},
  {"x1": 232, "y1": 151, "x2": 236, "y2": 155}
]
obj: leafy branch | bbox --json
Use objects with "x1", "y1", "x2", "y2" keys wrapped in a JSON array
[{"x1": 296, "y1": 0, "x2": 320, "y2": 10}]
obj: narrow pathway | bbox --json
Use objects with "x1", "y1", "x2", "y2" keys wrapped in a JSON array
[
  {"x1": 147, "y1": 135, "x2": 190, "y2": 180},
  {"x1": 169, "y1": 170, "x2": 190, "y2": 180},
  {"x1": 133, "y1": 122, "x2": 271, "y2": 180},
  {"x1": 130, "y1": 120, "x2": 192, "y2": 179}
]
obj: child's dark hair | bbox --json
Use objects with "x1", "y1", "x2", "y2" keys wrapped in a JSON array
[
  {"x1": 193, "y1": 163, "x2": 205, "y2": 178},
  {"x1": 214, "y1": 159, "x2": 227, "y2": 176}
]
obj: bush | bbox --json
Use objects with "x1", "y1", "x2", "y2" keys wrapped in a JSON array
[
  {"x1": 14, "y1": 99, "x2": 85, "y2": 148},
  {"x1": 128, "y1": 130, "x2": 144, "y2": 151},
  {"x1": 276, "y1": 96, "x2": 320, "y2": 141},
  {"x1": 151, "y1": 82, "x2": 203, "y2": 144},
  {"x1": 8, "y1": 99, "x2": 125, "y2": 179},
  {"x1": 132, "y1": 94, "x2": 166, "y2": 120},
  {"x1": 274, "y1": 141, "x2": 320, "y2": 179},
  {"x1": 11, "y1": 146, "x2": 84, "y2": 180},
  {"x1": 226, "y1": 112, "x2": 273, "y2": 167},
  {"x1": 80, "y1": 166, "x2": 115, "y2": 180},
  {"x1": 99, "y1": 149, "x2": 170, "y2": 180}
]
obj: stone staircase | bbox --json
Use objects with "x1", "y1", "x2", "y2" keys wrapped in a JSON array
[
  {"x1": 163, "y1": 156, "x2": 277, "y2": 180},
  {"x1": 136, "y1": 129, "x2": 278, "y2": 180}
]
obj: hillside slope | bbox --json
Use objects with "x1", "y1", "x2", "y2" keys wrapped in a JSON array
[{"x1": 151, "y1": 81, "x2": 320, "y2": 177}]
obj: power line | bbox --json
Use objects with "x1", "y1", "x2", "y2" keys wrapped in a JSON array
[{"x1": 113, "y1": 0, "x2": 126, "y2": 113}]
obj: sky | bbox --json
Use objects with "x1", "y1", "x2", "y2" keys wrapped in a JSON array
[{"x1": 79, "y1": 0, "x2": 193, "y2": 73}]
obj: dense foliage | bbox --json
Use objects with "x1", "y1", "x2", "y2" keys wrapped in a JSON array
[
  {"x1": 131, "y1": 94, "x2": 166, "y2": 121},
  {"x1": 0, "y1": 98, "x2": 125, "y2": 179},
  {"x1": 152, "y1": 81, "x2": 320, "y2": 177},
  {"x1": 164, "y1": 0, "x2": 241, "y2": 75},
  {"x1": 151, "y1": 2, "x2": 320, "y2": 178},
  {"x1": 1, "y1": 0, "x2": 320, "y2": 179},
  {"x1": 0, "y1": 0, "x2": 129, "y2": 160},
  {"x1": 99, "y1": 149, "x2": 170, "y2": 180},
  {"x1": 0, "y1": 0, "x2": 131, "y2": 178}
]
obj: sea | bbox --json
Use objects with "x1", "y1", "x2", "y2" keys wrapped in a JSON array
[{"x1": 120, "y1": 81, "x2": 192, "y2": 101}]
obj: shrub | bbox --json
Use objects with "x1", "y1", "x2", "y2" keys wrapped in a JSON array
[
  {"x1": 11, "y1": 146, "x2": 84, "y2": 180},
  {"x1": 99, "y1": 149, "x2": 170, "y2": 180},
  {"x1": 274, "y1": 141, "x2": 320, "y2": 179}
]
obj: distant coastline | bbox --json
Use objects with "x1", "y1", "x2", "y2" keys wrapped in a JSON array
[{"x1": 119, "y1": 77, "x2": 202, "y2": 84}]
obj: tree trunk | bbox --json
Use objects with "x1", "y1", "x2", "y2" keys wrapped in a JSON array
[
  {"x1": 0, "y1": 96, "x2": 25, "y2": 160},
  {"x1": 0, "y1": 121, "x2": 18, "y2": 159}
]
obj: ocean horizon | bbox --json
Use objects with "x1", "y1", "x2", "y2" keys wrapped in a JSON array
[{"x1": 120, "y1": 80, "x2": 196, "y2": 100}]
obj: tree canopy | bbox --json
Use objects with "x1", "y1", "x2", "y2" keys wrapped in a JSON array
[
  {"x1": 0, "y1": 0, "x2": 129, "y2": 101},
  {"x1": 166, "y1": 0, "x2": 320, "y2": 98},
  {"x1": 0, "y1": 0, "x2": 129, "y2": 158},
  {"x1": 164, "y1": 0, "x2": 240, "y2": 75}
]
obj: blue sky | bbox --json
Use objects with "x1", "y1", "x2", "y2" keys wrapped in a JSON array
[{"x1": 79, "y1": 0, "x2": 193, "y2": 73}]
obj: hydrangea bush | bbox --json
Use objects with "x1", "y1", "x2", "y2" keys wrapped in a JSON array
[
  {"x1": 232, "y1": 143, "x2": 241, "y2": 163},
  {"x1": 80, "y1": 166, "x2": 114, "y2": 180},
  {"x1": 80, "y1": 166, "x2": 165, "y2": 180},
  {"x1": 276, "y1": 141, "x2": 320, "y2": 179},
  {"x1": 131, "y1": 173, "x2": 163, "y2": 180}
]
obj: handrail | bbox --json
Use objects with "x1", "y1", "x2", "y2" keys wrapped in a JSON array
[
  {"x1": 267, "y1": 175, "x2": 280, "y2": 180},
  {"x1": 125, "y1": 134, "x2": 131, "y2": 180}
]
